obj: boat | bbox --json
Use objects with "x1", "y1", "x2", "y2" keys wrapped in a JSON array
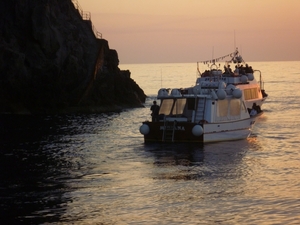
[
  {"x1": 196, "y1": 48, "x2": 268, "y2": 109},
  {"x1": 139, "y1": 49, "x2": 267, "y2": 143}
]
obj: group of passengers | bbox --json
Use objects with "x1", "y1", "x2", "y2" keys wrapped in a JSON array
[
  {"x1": 248, "y1": 103, "x2": 262, "y2": 116},
  {"x1": 201, "y1": 70, "x2": 212, "y2": 77},
  {"x1": 201, "y1": 64, "x2": 254, "y2": 77},
  {"x1": 223, "y1": 64, "x2": 254, "y2": 76}
]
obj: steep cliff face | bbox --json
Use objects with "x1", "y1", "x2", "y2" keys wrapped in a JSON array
[{"x1": 0, "y1": 0, "x2": 146, "y2": 114}]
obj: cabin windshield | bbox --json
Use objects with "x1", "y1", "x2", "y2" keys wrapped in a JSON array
[
  {"x1": 159, "y1": 98, "x2": 187, "y2": 116},
  {"x1": 159, "y1": 99, "x2": 173, "y2": 115},
  {"x1": 172, "y1": 99, "x2": 186, "y2": 115}
]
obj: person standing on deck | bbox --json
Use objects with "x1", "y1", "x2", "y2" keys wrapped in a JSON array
[
  {"x1": 150, "y1": 101, "x2": 160, "y2": 122},
  {"x1": 234, "y1": 65, "x2": 239, "y2": 76}
]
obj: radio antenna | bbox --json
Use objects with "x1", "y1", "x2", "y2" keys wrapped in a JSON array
[
  {"x1": 161, "y1": 68, "x2": 162, "y2": 88},
  {"x1": 234, "y1": 30, "x2": 236, "y2": 50}
]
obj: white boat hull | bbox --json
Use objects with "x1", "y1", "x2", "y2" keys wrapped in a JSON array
[
  {"x1": 202, "y1": 116, "x2": 255, "y2": 142},
  {"x1": 203, "y1": 127, "x2": 251, "y2": 142},
  {"x1": 140, "y1": 114, "x2": 259, "y2": 143}
]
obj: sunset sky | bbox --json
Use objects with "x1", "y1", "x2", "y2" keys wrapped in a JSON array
[{"x1": 77, "y1": 0, "x2": 300, "y2": 64}]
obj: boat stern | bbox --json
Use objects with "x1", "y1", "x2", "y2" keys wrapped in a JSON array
[{"x1": 140, "y1": 121, "x2": 204, "y2": 143}]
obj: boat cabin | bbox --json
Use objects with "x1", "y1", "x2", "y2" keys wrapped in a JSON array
[{"x1": 157, "y1": 92, "x2": 249, "y2": 125}]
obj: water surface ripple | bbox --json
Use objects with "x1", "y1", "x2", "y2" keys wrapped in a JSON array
[{"x1": 1, "y1": 61, "x2": 300, "y2": 224}]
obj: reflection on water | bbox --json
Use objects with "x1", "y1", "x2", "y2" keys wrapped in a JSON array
[
  {"x1": 1, "y1": 114, "x2": 256, "y2": 224},
  {"x1": 1, "y1": 115, "x2": 66, "y2": 223},
  {"x1": 1, "y1": 61, "x2": 300, "y2": 224},
  {"x1": 144, "y1": 141, "x2": 252, "y2": 182}
]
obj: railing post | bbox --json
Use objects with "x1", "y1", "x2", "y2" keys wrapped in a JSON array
[
  {"x1": 71, "y1": 0, "x2": 102, "y2": 39},
  {"x1": 172, "y1": 120, "x2": 177, "y2": 142}
]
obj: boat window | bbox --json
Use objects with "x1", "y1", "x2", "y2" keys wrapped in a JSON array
[
  {"x1": 217, "y1": 99, "x2": 242, "y2": 121},
  {"x1": 172, "y1": 98, "x2": 186, "y2": 115},
  {"x1": 217, "y1": 99, "x2": 229, "y2": 117},
  {"x1": 230, "y1": 99, "x2": 241, "y2": 116},
  {"x1": 159, "y1": 98, "x2": 187, "y2": 116},
  {"x1": 159, "y1": 99, "x2": 174, "y2": 115},
  {"x1": 244, "y1": 88, "x2": 258, "y2": 100}
]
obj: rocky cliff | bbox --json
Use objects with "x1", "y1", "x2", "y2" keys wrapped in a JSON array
[{"x1": 0, "y1": 0, "x2": 146, "y2": 114}]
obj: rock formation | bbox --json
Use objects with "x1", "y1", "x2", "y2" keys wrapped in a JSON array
[{"x1": 0, "y1": 0, "x2": 146, "y2": 114}]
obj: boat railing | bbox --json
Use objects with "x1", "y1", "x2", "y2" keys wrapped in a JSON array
[
  {"x1": 162, "y1": 118, "x2": 168, "y2": 142},
  {"x1": 71, "y1": 0, "x2": 103, "y2": 39},
  {"x1": 254, "y1": 70, "x2": 265, "y2": 91},
  {"x1": 197, "y1": 62, "x2": 201, "y2": 76},
  {"x1": 210, "y1": 63, "x2": 219, "y2": 70},
  {"x1": 172, "y1": 120, "x2": 177, "y2": 142}
]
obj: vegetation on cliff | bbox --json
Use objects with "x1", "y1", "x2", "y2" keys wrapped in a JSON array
[{"x1": 0, "y1": 0, "x2": 146, "y2": 114}]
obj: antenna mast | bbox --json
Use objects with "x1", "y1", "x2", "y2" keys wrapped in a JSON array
[
  {"x1": 234, "y1": 30, "x2": 236, "y2": 50},
  {"x1": 160, "y1": 68, "x2": 162, "y2": 88}
]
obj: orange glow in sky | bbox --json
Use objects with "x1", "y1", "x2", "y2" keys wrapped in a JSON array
[{"x1": 77, "y1": 0, "x2": 300, "y2": 63}]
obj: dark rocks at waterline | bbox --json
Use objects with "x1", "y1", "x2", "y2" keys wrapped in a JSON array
[{"x1": 0, "y1": 0, "x2": 146, "y2": 114}]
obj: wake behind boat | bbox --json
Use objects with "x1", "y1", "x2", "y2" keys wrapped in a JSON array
[{"x1": 139, "y1": 49, "x2": 267, "y2": 143}]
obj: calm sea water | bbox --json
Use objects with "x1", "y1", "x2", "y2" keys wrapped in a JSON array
[{"x1": 1, "y1": 61, "x2": 300, "y2": 224}]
